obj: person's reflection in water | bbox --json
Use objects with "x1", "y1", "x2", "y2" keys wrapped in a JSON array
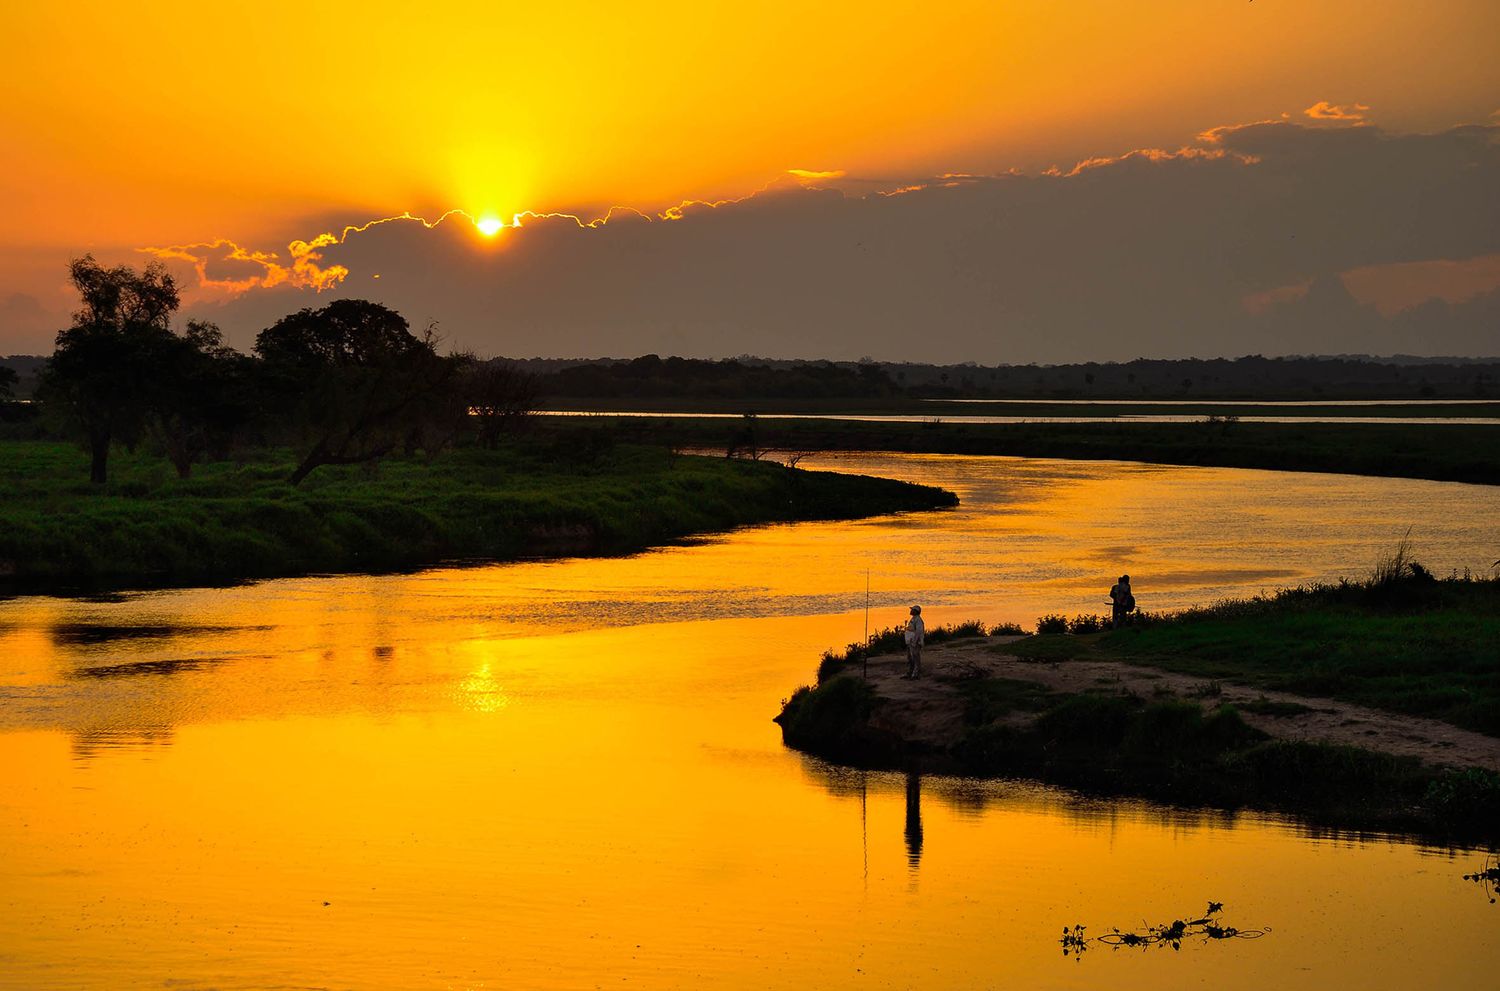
[{"x1": 904, "y1": 771, "x2": 924, "y2": 873}]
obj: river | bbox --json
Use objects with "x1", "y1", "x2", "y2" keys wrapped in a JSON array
[{"x1": 1, "y1": 453, "x2": 1497, "y2": 989}]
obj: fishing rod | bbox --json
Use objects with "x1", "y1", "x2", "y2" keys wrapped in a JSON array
[{"x1": 863, "y1": 569, "x2": 870, "y2": 681}]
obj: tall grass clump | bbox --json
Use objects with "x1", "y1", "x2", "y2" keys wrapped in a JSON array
[{"x1": 1036, "y1": 614, "x2": 1068, "y2": 635}]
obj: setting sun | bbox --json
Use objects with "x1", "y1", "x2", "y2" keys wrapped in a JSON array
[{"x1": 475, "y1": 215, "x2": 503, "y2": 237}]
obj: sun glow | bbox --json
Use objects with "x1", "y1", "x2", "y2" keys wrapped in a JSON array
[{"x1": 475, "y1": 216, "x2": 503, "y2": 237}]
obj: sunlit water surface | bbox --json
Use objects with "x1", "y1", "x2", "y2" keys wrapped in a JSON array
[{"x1": 2, "y1": 454, "x2": 1497, "y2": 990}]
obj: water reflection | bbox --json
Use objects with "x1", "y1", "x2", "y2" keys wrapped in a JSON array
[
  {"x1": 2, "y1": 454, "x2": 1499, "y2": 989},
  {"x1": 69, "y1": 728, "x2": 174, "y2": 762},
  {"x1": 904, "y1": 772, "x2": 924, "y2": 873}
]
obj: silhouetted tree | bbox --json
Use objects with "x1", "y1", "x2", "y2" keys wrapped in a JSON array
[
  {"x1": 459, "y1": 358, "x2": 542, "y2": 449},
  {"x1": 41, "y1": 256, "x2": 180, "y2": 483},
  {"x1": 255, "y1": 300, "x2": 453, "y2": 484},
  {"x1": 0, "y1": 366, "x2": 16, "y2": 400},
  {"x1": 148, "y1": 320, "x2": 257, "y2": 477}
]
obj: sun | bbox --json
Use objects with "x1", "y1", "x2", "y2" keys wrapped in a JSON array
[{"x1": 475, "y1": 215, "x2": 503, "y2": 237}]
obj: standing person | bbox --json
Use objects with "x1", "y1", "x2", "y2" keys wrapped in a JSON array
[
  {"x1": 904, "y1": 605, "x2": 926, "y2": 679},
  {"x1": 1109, "y1": 574, "x2": 1135, "y2": 629}
]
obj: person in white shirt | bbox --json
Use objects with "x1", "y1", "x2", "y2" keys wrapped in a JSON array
[{"x1": 903, "y1": 605, "x2": 926, "y2": 679}]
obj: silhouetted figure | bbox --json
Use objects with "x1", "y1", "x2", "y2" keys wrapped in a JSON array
[
  {"x1": 903, "y1": 605, "x2": 925, "y2": 678},
  {"x1": 1109, "y1": 574, "x2": 1136, "y2": 629},
  {"x1": 904, "y1": 772, "x2": 924, "y2": 871}
]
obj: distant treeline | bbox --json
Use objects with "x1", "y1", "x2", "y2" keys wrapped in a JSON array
[
  {"x1": 879, "y1": 355, "x2": 1500, "y2": 399},
  {"x1": 9, "y1": 349, "x2": 1500, "y2": 406},
  {"x1": 496, "y1": 354, "x2": 1500, "y2": 400},
  {"x1": 533, "y1": 354, "x2": 900, "y2": 399}
]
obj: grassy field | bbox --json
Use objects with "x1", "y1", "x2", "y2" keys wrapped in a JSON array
[
  {"x1": 533, "y1": 415, "x2": 1500, "y2": 485},
  {"x1": 1012, "y1": 576, "x2": 1500, "y2": 736},
  {"x1": 0, "y1": 439, "x2": 956, "y2": 594}
]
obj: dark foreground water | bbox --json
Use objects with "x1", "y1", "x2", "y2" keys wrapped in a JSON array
[{"x1": 2, "y1": 454, "x2": 1497, "y2": 989}]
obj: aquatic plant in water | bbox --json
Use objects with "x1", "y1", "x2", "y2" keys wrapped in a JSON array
[
  {"x1": 1059, "y1": 902, "x2": 1269, "y2": 958},
  {"x1": 1462, "y1": 856, "x2": 1499, "y2": 904}
]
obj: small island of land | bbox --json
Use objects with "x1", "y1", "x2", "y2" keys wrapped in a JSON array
[{"x1": 777, "y1": 566, "x2": 1500, "y2": 840}]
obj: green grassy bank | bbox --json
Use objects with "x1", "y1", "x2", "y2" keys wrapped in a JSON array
[
  {"x1": 1013, "y1": 575, "x2": 1500, "y2": 736},
  {"x1": 541, "y1": 415, "x2": 1500, "y2": 485},
  {"x1": 0, "y1": 439, "x2": 956, "y2": 595}
]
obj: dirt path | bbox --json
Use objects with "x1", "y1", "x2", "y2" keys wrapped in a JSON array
[{"x1": 857, "y1": 636, "x2": 1500, "y2": 772}]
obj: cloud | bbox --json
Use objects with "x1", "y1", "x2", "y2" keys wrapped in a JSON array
[
  {"x1": 1338, "y1": 253, "x2": 1500, "y2": 315},
  {"x1": 1304, "y1": 101, "x2": 1371, "y2": 122},
  {"x1": 167, "y1": 111, "x2": 1500, "y2": 362}
]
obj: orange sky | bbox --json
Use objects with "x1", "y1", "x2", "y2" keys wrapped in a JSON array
[
  {"x1": 5, "y1": 1, "x2": 1498, "y2": 249},
  {"x1": 2, "y1": 1, "x2": 1498, "y2": 357}
]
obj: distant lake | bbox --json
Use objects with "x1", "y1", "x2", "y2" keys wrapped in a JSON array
[{"x1": 2, "y1": 454, "x2": 1497, "y2": 989}]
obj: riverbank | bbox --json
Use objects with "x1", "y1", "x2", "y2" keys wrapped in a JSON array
[
  {"x1": 777, "y1": 577, "x2": 1500, "y2": 840},
  {"x1": 539, "y1": 415, "x2": 1500, "y2": 485},
  {"x1": 0, "y1": 440, "x2": 956, "y2": 595}
]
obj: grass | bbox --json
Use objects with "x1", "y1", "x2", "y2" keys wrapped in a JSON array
[
  {"x1": 957, "y1": 677, "x2": 1059, "y2": 725},
  {"x1": 816, "y1": 619, "x2": 1015, "y2": 682},
  {"x1": 0, "y1": 439, "x2": 957, "y2": 593},
  {"x1": 1011, "y1": 575, "x2": 1500, "y2": 736},
  {"x1": 538, "y1": 415, "x2": 1500, "y2": 486}
]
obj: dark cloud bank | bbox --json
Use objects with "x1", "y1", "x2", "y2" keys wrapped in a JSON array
[{"x1": 193, "y1": 116, "x2": 1500, "y2": 363}]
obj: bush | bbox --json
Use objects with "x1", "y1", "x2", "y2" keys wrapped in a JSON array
[
  {"x1": 926, "y1": 619, "x2": 988, "y2": 645},
  {"x1": 775, "y1": 677, "x2": 885, "y2": 760},
  {"x1": 1067, "y1": 613, "x2": 1105, "y2": 634},
  {"x1": 816, "y1": 650, "x2": 847, "y2": 684},
  {"x1": 989, "y1": 621, "x2": 1026, "y2": 636},
  {"x1": 1424, "y1": 768, "x2": 1500, "y2": 824},
  {"x1": 1036, "y1": 614, "x2": 1068, "y2": 635}
]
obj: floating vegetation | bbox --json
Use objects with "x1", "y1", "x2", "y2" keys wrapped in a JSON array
[
  {"x1": 1060, "y1": 902, "x2": 1269, "y2": 958},
  {"x1": 1462, "y1": 856, "x2": 1499, "y2": 904}
]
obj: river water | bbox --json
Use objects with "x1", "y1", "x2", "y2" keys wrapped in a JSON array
[{"x1": 1, "y1": 453, "x2": 1497, "y2": 990}]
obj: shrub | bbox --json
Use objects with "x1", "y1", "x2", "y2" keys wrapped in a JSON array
[
  {"x1": 816, "y1": 650, "x2": 847, "y2": 684},
  {"x1": 1067, "y1": 613, "x2": 1105, "y2": 634},
  {"x1": 775, "y1": 677, "x2": 878, "y2": 751},
  {"x1": 1424, "y1": 768, "x2": 1500, "y2": 824},
  {"x1": 1036, "y1": 614, "x2": 1068, "y2": 635},
  {"x1": 989, "y1": 621, "x2": 1026, "y2": 636},
  {"x1": 926, "y1": 619, "x2": 988, "y2": 645}
]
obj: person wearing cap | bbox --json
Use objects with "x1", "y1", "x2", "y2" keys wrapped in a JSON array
[
  {"x1": 903, "y1": 605, "x2": 926, "y2": 679},
  {"x1": 1109, "y1": 574, "x2": 1135, "y2": 629}
]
